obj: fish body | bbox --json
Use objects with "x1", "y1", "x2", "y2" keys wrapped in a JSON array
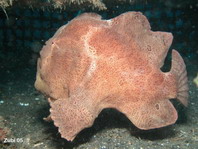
[{"x1": 35, "y1": 12, "x2": 189, "y2": 141}]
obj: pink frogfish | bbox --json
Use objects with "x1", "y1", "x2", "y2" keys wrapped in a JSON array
[{"x1": 34, "y1": 12, "x2": 189, "y2": 141}]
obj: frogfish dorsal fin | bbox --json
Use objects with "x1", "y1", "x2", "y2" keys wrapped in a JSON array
[{"x1": 110, "y1": 12, "x2": 173, "y2": 68}]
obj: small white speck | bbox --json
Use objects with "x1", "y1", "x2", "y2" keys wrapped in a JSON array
[
  {"x1": 101, "y1": 146, "x2": 107, "y2": 149},
  {"x1": 0, "y1": 100, "x2": 4, "y2": 104},
  {"x1": 191, "y1": 102, "x2": 195, "y2": 105},
  {"x1": 35, "y1": 97, "x2": 40, "y2": 100},
  {"x1": 33, "y1": 142, "x2": 44, "y2": 147},
  {"x1": 19, "y1": 102, "x2": 29, "y2": 106}
]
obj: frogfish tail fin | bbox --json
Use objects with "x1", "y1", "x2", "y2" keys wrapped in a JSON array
[{"x1": 170, "y1": 49, "x2": 189, "y2": 107}]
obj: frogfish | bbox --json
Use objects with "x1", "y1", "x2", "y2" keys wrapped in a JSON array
[{"x1": 34, "y1": 12, "x2": 189, "y2": 141}]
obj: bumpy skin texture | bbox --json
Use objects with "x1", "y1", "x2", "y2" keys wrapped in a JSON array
[{"x1": 35, "y1": 12, "x2": 189, "y2": 141}]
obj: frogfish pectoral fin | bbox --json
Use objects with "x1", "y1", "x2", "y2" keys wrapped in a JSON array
[{"x1": 50, "y1": 98, "x2": 96, "y2": 141}]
